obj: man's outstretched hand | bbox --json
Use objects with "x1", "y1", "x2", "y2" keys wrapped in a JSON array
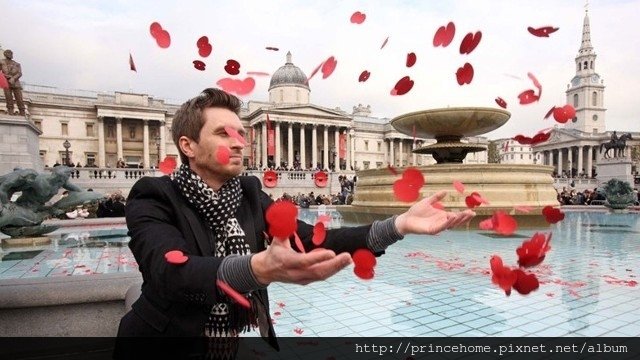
[
  {"x1": 251, "y1": 236, "x2": 352, "y2": 286},
  {"x1": 394, "y1": 191, "x2": 475, "y2": 235}
]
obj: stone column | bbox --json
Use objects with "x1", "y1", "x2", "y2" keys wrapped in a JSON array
[
  {"x1": 261, "y1": 121, "x2": 267, "y2": 168},
  {"x1": 567, "y1": 147, "x2": 573, "y2": 177},
  {"x1": 116, "y1": 117, "x2": 123, "y2": 161},
  {"x1": 299, "y1": 123, "x2": 306, "y2": 169},
  {"x1": 97, "y1": 116, "x2": 106, "y2": 167},
  {"x1": 577, "y1": 145, "x2": 583, "y2": 176},
  {"x1": 399, "y1": 139, "x2": 404, "y2": 166},
  {"x1": 143, "y1": 119, "x2": 150, "y2": 168},
  {"x1": 587, "y1": 146, "x2": 593, "y2": 177},
  {"x1": 412, "y1": 141, "x2": 417, "y2": 165},
  {"x1": 275, "y1": 121, "x2": 281, "y2": 167},
  {"x1": 349, "y1": 128, "x2": 355, "y2": 169},
  {"x1": 343, "y1": 128, "x2": 350, "y2": 170},
  {"x1": 312, "y1": 125, "x2": 318, "y2": 169},
  {"x1": 159, "y1": 121, "x2": 166, "y2": 160},
  {"x1": 323, "y1": 126, "x2": 329, "y2": 169},
  {"x1": 390, "y1": 138, "x2": 395, "y2": 166},
  {"x1": 558, "y1": 148, "x2": 563, "y2": 176},
  {"x1": 334, "y1": 127, "x2": 339, "y2": 169},
  {"x1": 287, "y1": 122, "x2": 293, "y2": 168},
  {"x1": 549, "y1": 150, "x2": 554, "y2": 168}
]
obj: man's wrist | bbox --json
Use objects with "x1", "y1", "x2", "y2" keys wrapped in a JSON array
[
  {"x1": 250, "y1": 252, "x2": 271, "y2": 286},
  {"x1": 394, "y1": 213, "x2": 407, "y2": 235}
]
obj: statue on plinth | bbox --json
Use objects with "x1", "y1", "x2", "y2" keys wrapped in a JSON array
[
  {"x1": 1, "y1": 49, "x2": 26, "y2": 116},
  {"x1": 600, "y1": 132, "x2": 633, "y2": 159},
  {"x1": 0, "y1": 166, "x2": 103, "y2": 238}
]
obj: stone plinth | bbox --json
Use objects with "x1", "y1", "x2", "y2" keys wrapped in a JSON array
[
  {"x1": 596, "y1": 158, "x2": 634, "y2": 189},
  {"x1": 340, "y1": 164, "x2": 559, "y2": 228},
  {"x1": 0, "y1": 114, "x2": 43, "y2": 174}
]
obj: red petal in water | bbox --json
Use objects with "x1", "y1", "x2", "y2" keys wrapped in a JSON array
[
  {"x1": 391, "y1": 76, "x2": 414, "y2": 96},
  {"x1": 265, "y1": 201, "x2": 298, "y2": 238},
  {"x1": 517, "y1": 232, "x2": 552, "y2": 268},
  {"x1": 455, "y1": 63, "x2": 474, "y2": 85},
  {"x1": 490, "y1": 255, "x2": 517, "y2": 296},
  {"x1": 406, "y1": 52, "x2": 417, "y2": 67},
  {"x1": 512, "y1": 269, "x2": 540, "y2": 295},
  {"x1": 542, "y1": 205, "x2": 565, "y2": 224},
  {"x1": 312, "y1": 222, "x2": 326, "y2": 246},
  {"x1": 433, "y1": 22, "x2": 456, "y2": 47},
  {"x1": 216, "y1": 145, "x2": 231, "y2": 164},
  {"x1": 459, "y1": 31, "x2": 482, "y2": 55}
]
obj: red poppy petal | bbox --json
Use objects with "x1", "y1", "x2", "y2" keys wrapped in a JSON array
[
  {"x1": 352, "y1": 249, "x2": 376, "y2": 268},
  {"x1": 518, "y1": 89, "x2": 539, "y2": 105},
  {"x1": 216, "y1": 279, "x2": 251, "y2": 308},
  {"x1": 312, "y1": 222, "x2": 326, "y2": 246},
  {"x1": 402, "y1": 167, "x2": 425, "y2": 187},
  {"x1": 263, "y1": 170, "x2": 278, "y2": 188},
  {"x1": 406, "y1": 52, "x2": 417, "y2": 67},
  {"x1": 158, "y1": 157, "x2": 177, "y2": 175},
  {"x1": 321, "y1": 56, "x2": 337, "y2": 79},
  {"x1": 354, "y1": 266, "x2": 375, "y2": 280},
  {"x1": 433, "y1": 21, "x2": 456, "y2": 47},
  {"x1": 358, "y1": 70, "x2": 371, "y2": 82},
  {"x1": 216, "y1": 145, "x2": 231, "y2": 165},
  {"x1": 459, "y1": 31, "x2": 482, "y2": 55},
  {"x1": 479, "y1": 218, "x2": 494, "y2": 230},
  {"x1": 215, "y1": 77, "x2": 256, "y2": 96},
  {"x1": 150, "y1": 22, "x2": 163, "y2": 38},
  {"x1": 512, "y1": 269, "x2": 540, "y2": 295},
  {"x1": 391, "y1": 76, "x2": 414, "y2": 96},
  {"x1": 455, "y1": 63, "x2": 474, "y2": 85},
  {"x1": 196, "y1": 36, "x2": 209, "y2": 48},
  {"x1": 452, "y1": 180, "x2": 465, "y2": 194},
  {"x1": 465, "y1": 195, "x2": 481, "y2": 209},
  {"x1": 527, "y1": 26, "x2": 559, "y2": 38},
  {"x1": 265, "y1": 201, "x2": 298, "y2": 238},
  {"x1": 224, "y1": 59, "x2": 241, "y2": 75},
  {"x1": 155, "y1": 30, "x2": 171, "y2": 48},
  {"x1": 293, "y1": 231, "x2": 306, "y2": 253},
  {"x1": 495, "y1": 97, "x2": 507, "y2": 109},
  {"x1": 492, "y1": 211, "x2": 518, "y2": 236},
  {"x1": 198, "y1": 43, "x2": 212, "y2": 58},
  {"x1": 393, "y1": 179, "x2": 421, "y2": 202},
  {"x1": 224, "y1": 126, "x2": 248, "y2": 145},
  {"x1": 165, "y1": 250, "x2": 188, "y2": 265},
  {"x1": 350, "y1": 11, "x2": 366, "y2": 24},
  {"x1": 265, "y1": 46, "x2": 279, "y2": 51},
  {"x1": 193, "y1": 60, "x2": 206, "y2": 71},
  {"x1": 552, "y1": 104, "x2": 576, "y2": 124}
]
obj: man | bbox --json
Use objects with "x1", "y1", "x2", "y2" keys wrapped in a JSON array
[
  {"x1": 116, "y1": 88, "x2": 474, "y2": 357},
  {"x1": 1, "y1": 49, "x2": 26, "y2": 116}
]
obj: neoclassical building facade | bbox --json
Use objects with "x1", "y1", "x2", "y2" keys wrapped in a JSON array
[{"x1": 1, "y1": 51, "x2": 488, "y2": 171}]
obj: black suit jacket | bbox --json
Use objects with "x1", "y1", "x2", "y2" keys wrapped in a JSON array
[{"x1": 117, "y1": 175, "x2": 372, "y2": 349}]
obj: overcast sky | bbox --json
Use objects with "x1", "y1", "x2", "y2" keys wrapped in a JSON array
[{"x1": 1, "y1": 0, "x2": 639, "y2": 139}]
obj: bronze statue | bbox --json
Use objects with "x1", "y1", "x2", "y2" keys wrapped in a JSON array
[
  {"x1": 600, "y1": 132, "x2": 633, "y2": 159},
  {"x1": 1, "y1": 49, "x2": 26, "y2": 116},
  {"x1": 0, "y1": 166, "x2": 103, "y2": 238}
]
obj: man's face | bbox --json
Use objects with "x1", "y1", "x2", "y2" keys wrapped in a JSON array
[{"x1": 186, "y1": 107, "x2": 246, "y2": 185}]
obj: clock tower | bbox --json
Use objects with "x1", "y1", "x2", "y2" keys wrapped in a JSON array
[{"x1": 565, "y1": 8, "x2": 606, "y2": 133}]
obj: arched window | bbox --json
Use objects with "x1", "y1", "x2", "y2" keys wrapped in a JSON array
[
  {"x1": 592, "y1": 91, "x2": 597, "y2": 106},
  {"x1": 583, "y1": 61, "x2": 588, "y2": 69},
  {"x1": 573, "y1": 94, "x2": 579, "y2": 107},
  {"x1": 590, "y1": 61, "x2": 594, "y2": 69},
  {"x1": 578, "y1": 63, "x2": 581, "y2": 71}
]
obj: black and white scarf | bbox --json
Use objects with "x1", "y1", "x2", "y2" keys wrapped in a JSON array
[{"x1": 173, "y1": 164, "x2": 257, "y2": 345}]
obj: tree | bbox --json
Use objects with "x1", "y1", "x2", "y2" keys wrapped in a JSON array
[{"x1": 487, "y1": 141, "x2": 501, "y2": 163}]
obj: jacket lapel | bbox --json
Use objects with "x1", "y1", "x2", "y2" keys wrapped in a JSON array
[{"x1": 178, "y1": 201, "x2": 213, "y2": 256}]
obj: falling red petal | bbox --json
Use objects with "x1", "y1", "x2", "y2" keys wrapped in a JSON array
[
  {"x1": 293, "y1": 232, "x2": 306, "y2": 253},
  {"x1": 199, "y1": 43, "x2": 213, "y2": 58},
  {"x1": 542, "y1": 205, "x2": 565, "y2": 224},
  {"x1": 492, "y1": 211, "x2": 518, "y2": 236},
  {"x1": 544, "y1": 106, "x2": 556, "y2": 119},
  {"x1": 321, "y1": 56, "x2": 337, "y2": 79},
  {"x1": 158, "y1": 157, "x2": 177, "y2": 175},
  {"x1": 406, "y1": 52, "x2": 417, "y2": 67},
  {"x1": 265, "y1": 46, "x2": 279, "y2": 51},
  {"x1": 517, "y1": 232, "x2": 552, "y2": 268},
  {"x1": 552, "y1": 105, "x2": 576, "y2": 124},
  {"x1": 517, "y1": 89, "x2": 539, "y2": 105},
  {"x1": 512, "y1": 269, "x2": 540, "y2": 295},
  {"x1": 490, "y1": 255, "x2": 517, "y2": 296},
  {"x1": 197, "y1": 36, "x2": 209, "y2": 48},
  {"x1": 527, "y1": 26, "x2": 559, "y2": 38},
  {"x1": 479, "y1": 218, "x2": 494, "y2": 230},
  {"x1": 433, "y1": 21, "x2": 456, "y2": 47},
  {"x1": 149, "y1": 22, "x2": 163, "y2": 38},
  {"x1": 452, "y1": 180, "x2": 465, "y2": 194},
  {"x1": 455, "y1": 63, "x2": 474, "y2": 85},
  {"x1": 216, "y1": 77, "x2": 256, "y2": 96},
  {"x1": 459, "y1": 31, "x2": 482, "y2": 55},
  {"x1": 164, "y1": 250, "x2": 188, "y2": 265},
  {"x1": 216, "y1": 279, "x2": 251, "y2": 308},
  {"x1": 352, "y1": 248, "x2": 376, "y2": 268},
  {"x1": 393, "y1": 178, "x2": 421, "y2": 202},
  {"x1": 224, "y1": 126, "x2": 248, "y2": 146},
  {"x1": 354, "y1": 266, "x2": 375, "y2": 280},
  {"x1": 402, "y1": 167, "x2": 425, "y2": 187},
  {"x1": 306, "y1": 61, "x2": 323, "y2": 84},
  {"x1": 312, "y1": 222, "x2": 326, "y2": 246},
  {"x1": 265, "y1": 201, "x2": 298, "y2": 239},
  {"x1": 216, "y1": 145, "x2": 231, "y2": 165},
  {"x1": 495, "y1": 97, "x2": 507, "y2": 109},
  {"x1": 224, "y1": 59, "x2": 241, "y2": 75},
  {"x1": 263, "y1": 170, "x2": 278, "y2": 188},
  {"x1": 358, "y1": 70, "x2": 371, "y2": 82},
  {"x1": 193, "y1": 60, "x2": 206, "y2": 71},
  {"x1": 391, "y1": 76, "x2": 414, "y2": 96},
  {"x1": 350, "y1": 11, "x2": 366, "y2": 24},
  {"x1": 155, "y1": 30, "x2": 171, "y2": 48}
]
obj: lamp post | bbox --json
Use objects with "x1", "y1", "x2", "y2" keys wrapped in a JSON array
[
  {"x1": 63, "y1": 140, "x2": 71, "y2": 166},
  {"x1": 155, "y1": 135, "x2": 161, "y2": 167}
]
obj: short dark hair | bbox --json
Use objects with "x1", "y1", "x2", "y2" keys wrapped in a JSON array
[{"x1": 171, "y1": 88, "x2": 242, "y2": 164}]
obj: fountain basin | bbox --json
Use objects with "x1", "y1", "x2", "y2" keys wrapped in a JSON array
[{"x1": 340, "y1": 164, "x2": 559, "y2": 227}]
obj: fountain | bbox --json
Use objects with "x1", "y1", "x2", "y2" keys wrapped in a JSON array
[{"x1": 340, "y1": 107, "x2": 559, "y2": 227}]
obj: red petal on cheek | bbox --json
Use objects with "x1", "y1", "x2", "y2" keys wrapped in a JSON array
[{"x1": 216, "y1": 145, "x2": 231, "y2": 164}]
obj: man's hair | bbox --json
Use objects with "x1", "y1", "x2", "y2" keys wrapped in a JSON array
[{"x1": 171, "y1": 88, "x2": 242, "y2": 164}]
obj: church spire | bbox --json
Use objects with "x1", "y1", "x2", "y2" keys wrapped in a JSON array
[{"x1": 578, "y1": 5, "x2": 594, "y2": 56}]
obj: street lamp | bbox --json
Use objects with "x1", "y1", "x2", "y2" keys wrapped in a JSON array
[
  {"x1": 155, "y1": 135, "x2": 161, "y2": 167},
  {"x1": 62, "y1": 140, "x2": 71, "y2": 166}
]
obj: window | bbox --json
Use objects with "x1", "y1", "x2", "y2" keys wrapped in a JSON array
[
  {"x1": 583, "y1": 61, "x2": 588, "y2": 69},
  {"x1": 520, "y1": 154, "x2": 523, "y2": 159},
  {"x1": 363, "y1": 161, "x2": 370, "y2": 169},
  {"x1": 86, "y1": 123, "x2": 95, "y2": 137},
  {"x1": 377, "y1": 142, "x2": 381, "y2": 152},
  {"x1": 129, "y1": 126, "x2": 136, "y2": 139},
  {"x1": 590, "y1": 60, "x2": 593, "y2": 69},
  {"x1": 511, "y1": 154, "x2": 514, "y2": 160},
  {"x1": 529, "y1": 154, "x2": 532, "y2": 159},
  {"x1": 61, "y1": 123, "x2": 68, "y2": 136},
  {"x1": 593, "y1": 128, "x2": 598, "y2": 134},
  {"x1": 593, "y1": 115, "x2": 598, "y2": 121},
  {"x1": 86, "y1": 153, "x2": 96, "y2": 167},
  {"x1": 573, "y1": 94, "x2": 579, "y2": 107},
  {"x1": 39, "y1": 150, "x2": 46, "y2": 165},
  {"x1": 592, "y1": 91, "x2": 597, "y2": 106},
  {"x1": 34, "y1": 120, "x2": 42, "y2": 131},
  {"x1": 364, "y1": 140, "x2": 369, "y2": 151}
]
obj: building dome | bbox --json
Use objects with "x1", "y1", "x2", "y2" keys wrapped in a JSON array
[{"x1": 269, "y1": 51, "x2": 310, "y2": 91}]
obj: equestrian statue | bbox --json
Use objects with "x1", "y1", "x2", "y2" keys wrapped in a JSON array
[{"x1": 600, "y1": 131, "x2": 633, "y2": 159}]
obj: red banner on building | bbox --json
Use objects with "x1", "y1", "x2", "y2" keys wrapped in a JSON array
[
  {"x1": 267, "y1": 129, "x2": 275, "y2": 156},
  {"x1": 339, "y1": 133, "x2": 347, "y2": 159}
]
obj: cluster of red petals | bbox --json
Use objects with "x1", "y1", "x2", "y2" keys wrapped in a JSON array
[
  {"x1": 490, "y1": 255, "x2": 540, "y2": 296},
  {"x1": 393, "y1": 167, "x2": 425, "y2": 202},
  {"x1": 352, "y1": 248, "x2": 376, "y2": 280},
  {"x1": 265, "y1": 200, "x2": 298, "y2": 239},
  {"x1": 158, "y1": 156, "x2": 177, "y2": 175},
  {"x1": 517, "y1": 232, "x2": 552, "y2": 268},
  {"x1": 464, "y1": 191, "x2": 488, "y2": 209},
  {"x1": 149, "y1": 22, "x2": 171, "y2": 48}
]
